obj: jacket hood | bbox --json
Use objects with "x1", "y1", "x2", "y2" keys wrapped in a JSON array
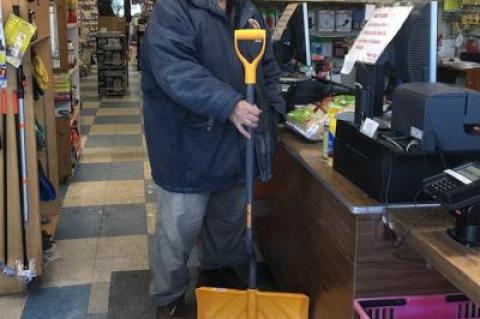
[
  {"x1": 191, "y1": 0, "x2": 245, "y2": 9},
  {"x1": 190, "y1": 0, "x2": 257, "y2": 28}
]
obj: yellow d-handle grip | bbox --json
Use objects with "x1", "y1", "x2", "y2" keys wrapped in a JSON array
[{"x1": 234, "y1": 29, "x2": 267, "y2": 85}]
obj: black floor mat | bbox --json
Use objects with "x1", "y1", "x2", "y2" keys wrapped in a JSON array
[
  {"x1": 107, "y1": 265, "x2": 276, "y2": 319},
  {"x1": 107, "y1": 270, "x2": 197, "y2": 319},
  {"x1": 107, "y1": 270, "x2": 157, "y2": 319}
]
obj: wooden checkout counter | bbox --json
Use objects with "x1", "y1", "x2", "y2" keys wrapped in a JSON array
[{"x1": 255, "y1": 129, "x2": 480, "y2": 319}]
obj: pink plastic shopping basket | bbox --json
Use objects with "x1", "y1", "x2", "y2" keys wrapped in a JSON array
[{"x1": 354, "y1": 294, "x2": 480, "y2": 319}]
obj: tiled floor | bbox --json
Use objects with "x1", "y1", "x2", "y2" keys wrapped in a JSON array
[
  {"x1": 0, "y1": 64, "x2": 149, "y2": 319},
  {"x1": 1, "y1": 63, "x2": 274, "y2": 318}
]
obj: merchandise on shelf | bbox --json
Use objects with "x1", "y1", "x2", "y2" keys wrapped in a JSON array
[
  {"x1": 4, "y1": 14, "x2": 36, "y2": 68},
  {"x1": 258, "y1": 8, "x2": 279, "y2": 29},
  {"x1": 0, "y1": 5, "x2": 7, "y2": 88},
  {"x1": 67, "y1": 40, "x2": 76, "y2": 67},
  {"x1": 335, "y1": 10, "x2": 353, "y2": 32},
  {"x1": 316, "y1": 10, "x2": 335, "y2": 32},
  {"x1": 54, "y1": 74, "x2": 72, "y2": 114},
  {"x1": 96, "y1": 32, "x2": 127, "y2": 96},
  {"x1": 79, "y1": 0, "x2": 98, "y2": 73},
  {"x1": 311, "y1": 40, "x2": 333, "y2": 60},
  {"x1": 68, "y1": 0, "x2": 78, "y2": 23}
]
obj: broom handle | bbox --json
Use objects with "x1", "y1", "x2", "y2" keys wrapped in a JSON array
[{"x1": 245, "y1": 84, "x2": 256, "y2": 290}]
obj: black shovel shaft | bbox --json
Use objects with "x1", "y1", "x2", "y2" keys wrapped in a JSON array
[
  {"x1": 246, "y1": 85, "x2": 255, "y2": 206},
  {"x1": 245, "y1": 84, "x2": 256, "y2": 290}
]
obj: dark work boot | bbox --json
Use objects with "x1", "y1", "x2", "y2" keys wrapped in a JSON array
[
  {"x1": 197, "y1": 266, "x2": 247, "y2": 290},
  {"x1": 156, "y1": 295, "x2": 186, "y2": 319}
]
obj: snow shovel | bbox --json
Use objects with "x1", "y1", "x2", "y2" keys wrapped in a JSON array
[{"x1": 196, "y1": 29, "x2": 310, "y2": 319}]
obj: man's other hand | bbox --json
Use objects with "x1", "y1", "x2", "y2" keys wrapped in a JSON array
[{"x1": 229, "y1": 100, "x2": 261, "y2": 139}]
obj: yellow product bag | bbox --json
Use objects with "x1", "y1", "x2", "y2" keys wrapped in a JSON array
[
  {"x1": 5, "y1": 14, "x2": 36, "y2": 68},
  {"x1": 32, "y1": 54, "x2": 49, "y2": 93}
]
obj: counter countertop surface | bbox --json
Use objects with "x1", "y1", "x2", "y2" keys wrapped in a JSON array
[
  {"x1": 438, "y1": 61, "x2": 480, "y2": 72},
  {"x1": 390, "y1": 211, "x2": 480, "y2": 306},
  {"x1": 278, "y1": 129, "x2": 437, "y2": 215}
]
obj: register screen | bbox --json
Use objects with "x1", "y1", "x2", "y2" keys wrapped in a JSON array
[{"x1": 456, "y1": 164, "x2": 480, "y2": 182}]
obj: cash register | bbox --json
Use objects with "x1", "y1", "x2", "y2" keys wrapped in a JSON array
[
  {"x1": 334, "y1": 82, "x2": 480, "y2": 203},
  {"x1": 422, "y1": 162, "x2": 480, "y2": 247},
  {"x1": 332, "y1": 2, "x2": 480, "y2": 203}
]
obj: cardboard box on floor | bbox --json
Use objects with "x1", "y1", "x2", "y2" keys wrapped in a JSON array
[{"x1": 98, "y1": 16, "x2": 126, "y2": 33}]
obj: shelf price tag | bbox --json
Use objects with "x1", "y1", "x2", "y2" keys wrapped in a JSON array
[{"x1": 341, "y1": 5, "x2": 413, "y2": 74}]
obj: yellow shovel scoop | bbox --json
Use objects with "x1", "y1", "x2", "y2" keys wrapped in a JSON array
[{"x1": 195, "y1": 29, "x2": 310, "y2": 319}]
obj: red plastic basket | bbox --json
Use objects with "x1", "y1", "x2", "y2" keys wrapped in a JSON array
[{"x1": 354, "y1": 294, "x2": 480, "y2": 319}]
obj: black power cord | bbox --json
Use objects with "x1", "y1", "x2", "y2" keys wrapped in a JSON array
[{"x1": 392, "y1": 188, "x2": 437, "y2": 250}]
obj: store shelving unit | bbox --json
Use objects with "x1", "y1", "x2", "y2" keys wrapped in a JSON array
[
  {"x1": 258, "y1": 0, "x2": 392, "y2": 3},
  {"x1": 53, "y1": 0, "x2": 82, "y2": 183},
  {"x1": 0, "y1": 0, "x2": 60, "y2": 294},
  {"x1": 97, "y1": 32, "x2": 128, "y2": 96},
  {"x1": 68, "y1": 22, "x2": 81, "y2": 109},
  {"x1": 441, "y1": 0, "x2": 480, "y2": 35},
  {"x1": 255, "y1": 1, "x2": 375, "y2": 78},
  {"x1": 255, "y1": 0, "x2": 397, "y2": 83},
  {"x1": 79, "y1": 0, "x2": 98, "y2": 74},
  {"x1": 31, "y1": 0, "x2": 61, "y2": 232}
]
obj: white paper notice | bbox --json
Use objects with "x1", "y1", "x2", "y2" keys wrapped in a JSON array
[
  {"x1": 365, "y1": 4, "x2": 376, "y2": 21},
  {"x1": 341, "y1": 5, "x2": 413, "y2": 75}
]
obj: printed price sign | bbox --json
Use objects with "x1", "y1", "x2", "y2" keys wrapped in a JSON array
[{"x1": 341, "y1": 5, "x2": 413, "y2": 74}]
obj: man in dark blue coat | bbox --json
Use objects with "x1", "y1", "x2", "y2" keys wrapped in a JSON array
[{"x1": 141, "y1": 0, "x2": 284, "y2": 317}]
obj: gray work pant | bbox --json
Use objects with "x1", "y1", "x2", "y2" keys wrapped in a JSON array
[{"x1": 149, "y1": 183, "x2": 249, "y2": 306}]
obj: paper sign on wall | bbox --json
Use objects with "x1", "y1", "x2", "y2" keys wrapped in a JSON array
[
  {"x1": 272, "y1": 3, "x2": 299, "y2": 42},
  {"x1": 341, "y1": 5, "x2": 413, "y2": 74}
]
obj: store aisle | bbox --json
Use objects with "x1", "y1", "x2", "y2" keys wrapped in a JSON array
[
  {"x1": 0, "y1": 63, "x2": 275, "y2": 319},
  {"x1": 0, "y1": 64, "x2": 152, "y2": 319}
]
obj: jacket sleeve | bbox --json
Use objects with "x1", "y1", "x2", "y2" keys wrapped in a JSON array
[
  {"x1": 260, "y1": 30, "x2": 286, "y2": 114},
  {"x1": 143, "y1": 0, "x2": 243, "y2": 121}
]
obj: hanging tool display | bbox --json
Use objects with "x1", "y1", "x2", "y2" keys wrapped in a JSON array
[
  {"x1": 13, "y1": 89, "x2": 28, "y2": 271},
  {"x1": 4, "y1": 84, "x2": 24, "y2": 272},
  {"x1": 13, "y1": 5, "x2": 36, "y2": 278},
  {"x1": 13, "y1": 5, "x2": 30, "y2": 225},
  {"x1": 4, "y1": 7, "x2": 36, "y2": 68},
  {"x1": 32, "y1": 51, "x2": 52, "y2": 189},
  {"x1": 0, "y1": 3, "x2": 6, "y2": 271},
  {"x1": 32, "y1": 51, "x2": 48, "y2": 99},
  {"x1": 38, "y1": 160, "x2": 56, "y2": 202},
  {"x1": 0, "y1": 90, "x2": 5, "y2": 266},
  {"x1": 0, "y1": 5, "x2": 37, "y2": 281},
  {"x1": 13, "y1": 4, "x2": 33, "y2": 278}
]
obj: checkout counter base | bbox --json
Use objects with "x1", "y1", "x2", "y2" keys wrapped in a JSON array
[{"x1": 255, "y1": 132, "x2": 455, "y2": 319}]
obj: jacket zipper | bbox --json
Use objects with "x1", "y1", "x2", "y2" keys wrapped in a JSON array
[
  {"x1": 207, "y1": 116, "x2": 214, "y2": 132},
  {"x1": 194, "y1": 1, "x2": 252, "y2": 133}
]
